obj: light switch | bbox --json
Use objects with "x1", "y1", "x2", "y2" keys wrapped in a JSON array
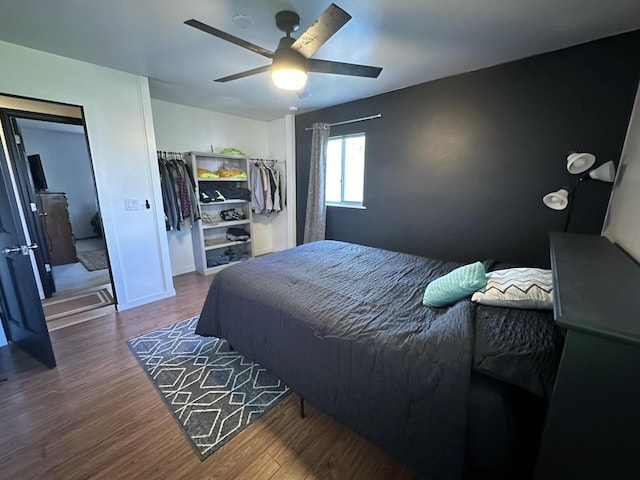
[{"x1": 125, "y1": 198, "x2": 142, "y2": 210}]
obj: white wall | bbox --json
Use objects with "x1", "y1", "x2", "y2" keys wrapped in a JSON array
[
  {"x1": 266, "y1": 115, "x2": 296, "y2": 252},
  {"x1": 20, "y1": 124, "x2": 98, "y2": 239},
  {"x1": 151, "y1": 99, "x2": 294, "y2": 274},
  {"x1": 252, "y1": 117, "x2": 286, "y2": 255},
  {"x1": 604, "y1": 83, "x2": 640, "y2": 261},
  {"x1": 0, "y1": 40, "x2": 174, "y2": 310}
]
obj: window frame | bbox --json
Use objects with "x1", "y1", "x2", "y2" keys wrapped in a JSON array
[{"x1": 325, "y1": 132, "x2": 366, "y2": 209}]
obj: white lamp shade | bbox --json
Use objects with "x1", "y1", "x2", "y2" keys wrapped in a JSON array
[
  {"x1": 567, "y1": 153, "x2": 596, "y2": 174},
  {"x1": 588, "y1": 161, "x2": 616, "y2": 182},
  {"x1": 271, "y1": 68, "x2": 307, "y2": 91},
  {"x1": 543, "y1": 188, "x2": 570, "y2": 210}
]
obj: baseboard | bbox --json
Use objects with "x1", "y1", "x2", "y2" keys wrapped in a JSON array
[
  {"x1": 171, "y1": 264, "x2": 196, "y2": 276},
  {"x1": 116, "y1": 288, "x2": 176, "y2": 311},
  {"x1": 253, "y1": 247, "x2": 275, "y2": 257}
]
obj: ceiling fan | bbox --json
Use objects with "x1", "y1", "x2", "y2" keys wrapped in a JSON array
[{"x1": 184, "y1": 3, "x2": 382, "y2": 93}]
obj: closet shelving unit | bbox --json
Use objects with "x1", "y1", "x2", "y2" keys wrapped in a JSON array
[{"x1": 186, "y1": 151, "x2": 254, "y2": 275}]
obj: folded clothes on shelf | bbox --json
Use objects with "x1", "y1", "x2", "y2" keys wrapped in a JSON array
[
  {"x1": 200, "y1": 183, "x2": 251, "y2": 202},
  {"x1": 226, "y1": 227, "x2": 250, "y2": 242},
  {"x1": 220, "y1": 208, "x2": 246, "y2": 221},
  {"x1": 217, "y1": 167, "x2": 247, "y2": 178},
  {"x1": 197, "y1": 167, "x2": 219, "y2": 179},
  {"x1": 207, "y1": 254, "x2": 230, "y2": 267},
  {"x1": 200, "y1": 209, "x2": 245, "y2": 224},
  {"x1": 201, "y1": 211, "x2": 218, "y2": 224},
  {"x1": 206, "y1": 246, "x2": 250, "y2": 268}
]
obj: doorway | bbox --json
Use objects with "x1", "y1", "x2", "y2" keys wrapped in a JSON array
[
  {"x1": 0, "y1": 96, "x2": 115, "y2": 331},
  {"x1": 17, "y1": 118, "x2": 110, "y2": 291}
]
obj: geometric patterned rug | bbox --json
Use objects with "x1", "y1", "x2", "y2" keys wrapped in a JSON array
[{"x1": 127, "y1": 317, "x2": 290, "y2": 460}]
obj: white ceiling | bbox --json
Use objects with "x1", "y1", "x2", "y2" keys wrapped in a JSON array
[{"x1": 1, "y1": 1, "x2": 639, "y2": 122}]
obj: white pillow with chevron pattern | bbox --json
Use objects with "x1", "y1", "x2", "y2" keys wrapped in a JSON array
[{"x1": 471, "y1": 267, "x2": 553, "y2": 310}]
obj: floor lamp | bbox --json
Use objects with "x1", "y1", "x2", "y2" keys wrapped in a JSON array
[{"x1": 543, "y1": 153, "x2": 616, "y2": 232}]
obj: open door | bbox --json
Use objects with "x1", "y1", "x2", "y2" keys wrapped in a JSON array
[
  {"x1": 0, "y1": 132, "x2": 56, "y2": 368},
  {"x1": 0, "y1": 113, "x2": 56, "y2": 297}
]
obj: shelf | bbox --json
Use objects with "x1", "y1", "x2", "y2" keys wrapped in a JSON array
[
  {"x1": 204, "y1": 239, "x2": 251, "y2": 251},
  {"x1": 202, "y1": 219, "x2": 250, "y2": 229},
  {"x1": 187, "y1": 150, "x2": 254, "y2": 277},
  {"x1": 197, "y1": 177, "x2": 248, "y2": 182},
  {"x1": 203, "y1": 260, "x2": 246, "y2": 275},
  {"x1": 200, "y1": 199, "x2": 248, "y2": 205},
  {"x1": 189, "y1": 151, "x2": 248, "y2": 160}
]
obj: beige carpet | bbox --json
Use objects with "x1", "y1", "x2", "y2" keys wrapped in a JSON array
[
  {"x1": 76, "y1": 249, "x2": 108, "y2": 271},
  {"x1": 43, "y1": 287, "x2": 114, "y2": 321}
]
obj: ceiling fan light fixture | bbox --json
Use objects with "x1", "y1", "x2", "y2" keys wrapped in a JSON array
[
  {"x1": 272, "y1": 67, "x2": 307, "y2": 90},
  {"x1": 271, "y1": 42, "x2": 307, "y2": 91}
]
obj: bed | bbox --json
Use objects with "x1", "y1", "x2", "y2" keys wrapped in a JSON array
[{"x1": 195, "y1": 240, "x2": 562, "y2": 479}]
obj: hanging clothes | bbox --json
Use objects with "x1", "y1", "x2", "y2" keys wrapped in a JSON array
[
  {"x1": 157, "y1": 151, "x2": 200, "y2": 231},
  {"x1": 182, "y1": 160, "x2": 200, "y2": 224},
  {"x1": 175, "y1": 166, "x2": 191, "y2": 219},
  {"x1": 250, "y1": 163, "x2": 265, "y2": 213},
  {"x1": 159, "y1": 157, "x2": 180, "y2": 230},
  {"x1": 266, "y1": 164, "x2": 281, "y2": 213},
  {"x1": 250, "y1": 159, "x2": 284, "y2": 215},
  {"x1": 261, "y1": 164, "x2": 273, "y2": 212}
]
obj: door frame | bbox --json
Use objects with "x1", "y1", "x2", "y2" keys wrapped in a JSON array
[
  {"x1": 0, "y1": 110, "x2": 74, "y2": 297},
  {"x1": 0, "y1": 106, "x2": 114, "y2": 300}
]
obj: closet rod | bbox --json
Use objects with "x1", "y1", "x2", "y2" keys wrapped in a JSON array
[
  {"x1": 251, "y1": 158, "x2": 286, "y2": 164},
  {"x1": 304, "y1": 113, "x2": 382, "y2": 131},
  {"x1": 157, "y1": 151, "x2": 184, "y2": 158}
]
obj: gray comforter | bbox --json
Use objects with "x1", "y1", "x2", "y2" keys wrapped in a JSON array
[{"x1": 196, "y1": 240, "x2": 558, "y2": 479}]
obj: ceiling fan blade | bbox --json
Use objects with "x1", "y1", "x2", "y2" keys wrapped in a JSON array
[
  {"x1": 215, "y1": 65, "x2": 271, "y2": 83},
  {"x1": 185, "y1": 19, "x2": 273, "y2": 59},
  {"x1": 291, "y1": 4, "x2": 351, "y2": 58},
  {"x1": 307, "y1": 58, "x2": 382, "y2": 78}
]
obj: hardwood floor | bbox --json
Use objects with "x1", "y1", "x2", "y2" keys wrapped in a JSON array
[{"x1": 0, "y1": 272, "x2": 422, "y2": 480}]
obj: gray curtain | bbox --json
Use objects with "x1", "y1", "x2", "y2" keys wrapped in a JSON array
[{"x1": 303, "y1": 122, "x2": 330, "y2": 243}]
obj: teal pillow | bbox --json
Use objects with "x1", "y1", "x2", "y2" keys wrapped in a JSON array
[{"x1": 423, "y1": 262, "x2": 487, "y2": 307}]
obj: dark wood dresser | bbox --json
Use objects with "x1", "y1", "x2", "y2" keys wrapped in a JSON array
[
  {"x1": 37, "y1": 192, "x2": 77, "y2": 266},
  {"x1": 535, "y1": 232, "x2": 640, "y2": 479}
]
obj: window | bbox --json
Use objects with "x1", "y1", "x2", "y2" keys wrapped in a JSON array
[{"x1": 325, "y1": 133, "x2": 366, "y2": 208}]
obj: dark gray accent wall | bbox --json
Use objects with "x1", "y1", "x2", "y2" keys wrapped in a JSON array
[{"x1": 295, "y1": 30, "x2": 640, "y2": 267}]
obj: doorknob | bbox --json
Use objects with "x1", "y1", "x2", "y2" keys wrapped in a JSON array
[{"x1": 2, "y1": 243, "x2": 38, "y2": 255}]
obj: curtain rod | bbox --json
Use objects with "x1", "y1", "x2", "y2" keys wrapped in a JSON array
[{"x1": 304, "y1": 113, "x2": 382, "y2": 131}]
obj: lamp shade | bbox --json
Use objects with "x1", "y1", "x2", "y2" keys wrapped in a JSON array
[
  {"x1": 272, "y1": 68, "x2": 307, "y2": 90},
  {"x1": 543, "y1": 188, "x2": 570, "y2": 210},
  {"x1": 271, "y1": 39, "x2": 308, "y2": 91},
  {"x1": 567, "y1": 153, "x2": 596, "y2": 174},
  {"x1": 588, "y1": 161, "x2": 616, "y2": 182}
]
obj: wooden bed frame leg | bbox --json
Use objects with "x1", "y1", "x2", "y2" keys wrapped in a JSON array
[{"x1": 300, "y1": 397, "x2": 305, "y2": 419}]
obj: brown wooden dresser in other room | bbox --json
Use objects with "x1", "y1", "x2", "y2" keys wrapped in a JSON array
[{"x1": 37, "y1": 192, "x2": 77, "y2": 266}]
